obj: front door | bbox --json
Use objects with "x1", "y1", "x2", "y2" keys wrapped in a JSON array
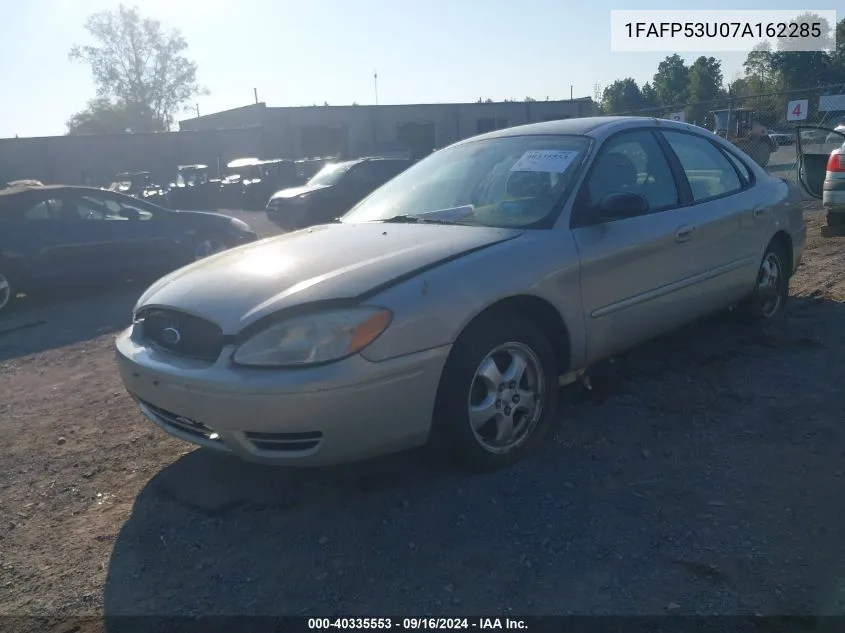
[{"x1": 571, "y1": 129, "x2": 707, "y2": 363}]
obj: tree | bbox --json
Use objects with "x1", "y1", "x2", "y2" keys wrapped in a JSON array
[
  {"x1": 640, "y1": 82, "x2": 660, "y2": 110},
  {"x1": 686, "y1": 56, "x2": 724, "y2": 124},
  {"x1": 770, "y1": 13, "x2": 835, "y2": 91},
  {"x1": 653, "y1": 54, "x2": 690, "y2": 107},
  {"x1": 601, "y1": 78, "x2": 644, "y2": 114},
  {"x1": 67, "y1": 98, "x2": 148, "y2": 135},
  {"x1": 68, "y1": 4, "x2": 204, "y2": 133},
  {"x1": 743, "y1": 42, "x2": 776, "y2": 85}
]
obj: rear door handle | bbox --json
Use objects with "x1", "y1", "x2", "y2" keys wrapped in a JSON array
[
  {"x1": 675, "y1": 225, "x2": 695, "y2": 242},
  {"x1": 753, "y1": 206, "x2": 766, "y2": 218}
]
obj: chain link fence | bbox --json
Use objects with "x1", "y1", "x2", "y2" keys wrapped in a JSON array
[{"x1": 605, "y1": 83, "x2": 845, "y2": 181}]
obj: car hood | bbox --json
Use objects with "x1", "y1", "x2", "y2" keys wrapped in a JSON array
[
  {"x1": 270, "y1": 183, "x2": 331, "y2": 200},
  {"x1": 135, "y1": 222, "x2": 522, "y2": 333}
]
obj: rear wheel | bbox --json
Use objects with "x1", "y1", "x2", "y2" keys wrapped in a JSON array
[
  {"x1": 0, "y1": 266, "x2": 19, "y2": 317},
  {"x1": 738, "y1": 241, "x2": 789, "y2": 323},
  {"x1": 429, "y1": 314, "x2": 559, "y2": 472}
]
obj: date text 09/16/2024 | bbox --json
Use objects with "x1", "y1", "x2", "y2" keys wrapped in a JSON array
[{"x1": 308, "y1": 618, "x2": 527, "y2": 630}]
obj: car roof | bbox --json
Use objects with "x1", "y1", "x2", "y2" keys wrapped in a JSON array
[
  {"x1": 226, "y1": 157, "x2": 262, "y2": 168},
  {"x1": 450, "y1": 116, "x2": 711, "y2": 146},
  {"x1": 0, "y1": 184, "x2": 118, "y2": 201},
  {"x1": 178, "y1": 164, "x2": 208, "y2": 170}
]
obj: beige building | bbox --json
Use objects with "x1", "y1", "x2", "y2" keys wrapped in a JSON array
[
  {"x1": 180, "y1": 98, "x2": 596, "y2": 160},
  {"x1": 0, "y1": 98, "x2": 594, "y2": 186}
]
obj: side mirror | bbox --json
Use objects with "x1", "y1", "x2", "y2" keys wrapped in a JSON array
[{"x1": 596, "y1": 192, "x2": 649, "y2": 221}]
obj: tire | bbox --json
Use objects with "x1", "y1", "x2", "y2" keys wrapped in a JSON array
[
  {"x1": 826, "y1": 212, "x2": 845, "y2": 227},
  {"x1": 0, "y1": 265, "x2": 19, "y2": 317},
  {"x1": 738, "y1": 240, "x2": 790, "y2": 323},
  {"x1": 429, "y1": 314, "x2": 559, "y2": 472}
]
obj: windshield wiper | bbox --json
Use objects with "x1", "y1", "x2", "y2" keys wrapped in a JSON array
[{"x1": 379, "y1": 214, "x2": 459, "y2": 225}]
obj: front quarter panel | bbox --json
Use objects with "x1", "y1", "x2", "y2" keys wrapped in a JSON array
[{"x1": 360, "y1": 230, "x2": 586, "y2": 369}]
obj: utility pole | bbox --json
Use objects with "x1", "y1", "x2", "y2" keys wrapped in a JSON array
[
  {"x1": 254, "y1": 88, "x2": 259, "y2": 104},
  {"x1": 195, "y1": 104, "x2": 200, "y2": 117},
  {"x1": 570, "y1": 85, "x2": 573, "y2": 100},
  {"x1": 374, "y1": 70, "x2": 379, "y2": 106}
]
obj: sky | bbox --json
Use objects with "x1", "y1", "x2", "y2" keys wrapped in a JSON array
[{"x1": 0, "y1": 0, "x2": 819, "y2": 138}]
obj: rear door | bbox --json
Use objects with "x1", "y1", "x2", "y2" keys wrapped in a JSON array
[
  {"x1": 796, "y1": 125, "x2": 845, "y2": 200},
  {"x1": 658, "y1": 130, "x2": 762, "y2": 306},
  {"x1": 572, "y1": 129, "x2": 709, "y2": 362}
]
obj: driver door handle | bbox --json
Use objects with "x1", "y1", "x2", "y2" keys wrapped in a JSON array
[{"x1": 675, "y1": 225, "x2": 695, "y2": 243}]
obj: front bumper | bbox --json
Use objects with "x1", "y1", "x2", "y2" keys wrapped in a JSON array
[
  {"x1": 266, "y1": 201, "x2": 310, "y2": 230},
  {"x1": 115, "y1": 328, "x2": 451, "y2": 466}
]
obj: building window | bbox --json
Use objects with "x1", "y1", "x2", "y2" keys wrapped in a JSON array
[
  {"x1": 476, "y1": 118, "x2": 509, "y2": 134},
  {"x1": 397, "y1": 122, "x2": 436, "y2": 159}
]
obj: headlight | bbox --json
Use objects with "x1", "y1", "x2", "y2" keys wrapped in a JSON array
[
  {"x1": 229, "y1": 217, "x2": 251, "y2": 232},
  {"x1": 232, "y1": 307, "x2": 392, "y2": 367}
]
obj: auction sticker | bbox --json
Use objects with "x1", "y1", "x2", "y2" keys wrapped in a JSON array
[{"x1": 510, "y1": 149, "x2": 580, "y2": 173}]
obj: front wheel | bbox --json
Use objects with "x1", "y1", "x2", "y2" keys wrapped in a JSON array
[
  {"x1": 429, "y1": 315, "x2": 559, "y2": 472},
  {"x1": 738, "y1": 242, "x2": 789, "y2": 323}
]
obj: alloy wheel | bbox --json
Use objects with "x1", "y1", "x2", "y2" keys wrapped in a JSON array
[{"x1": 467, "y1": 342, "x2": 545, "y2": 454}]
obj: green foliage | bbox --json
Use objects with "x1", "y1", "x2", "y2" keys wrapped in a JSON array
[
  {"x1": 66, "y1": 98, "x2": 149, "y2": 135},
  {"x1": 601, "y1": 16, "x2": 845, "y2": 127},
  {"x1": 652, "y1": 54, "x2": 690, "y2": 106},
  {"x1": 67, "y1": 4, "x2": 205, "y2": 134},
  {"x1": 601, "y1": 78, "x2": 644, "y2": 114}
]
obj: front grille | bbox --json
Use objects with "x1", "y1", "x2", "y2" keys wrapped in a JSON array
[
  {"x1": 137, "y1": 308, "x2": 223, "y2": 361},
  {"x1": 139, "y1": 399, "x2": 224, "y2": 444},
  {"x1": 244, "y1": 430, "x2": 322, "y2": 453}
]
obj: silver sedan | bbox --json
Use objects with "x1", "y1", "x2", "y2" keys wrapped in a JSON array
[{"x1": 115, "y1": 116, "x2": 806, "y2": 472}]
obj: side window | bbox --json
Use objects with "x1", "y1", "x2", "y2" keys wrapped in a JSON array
[
  {"x1": 720, "y1": 148, "x2": 753, "y2": 185},
  {"x1": 661, "y1": 131, "x2": 743, "y2": 201},
  {"x1": 24, "y1": 198, "x2": 63, "y2": 220},
  {"x1": 63, "y1": 195, "x2": 123, "y2": 221},
  {"x1": 584, "y1": 130, "x2": 679, "y2": 213}
]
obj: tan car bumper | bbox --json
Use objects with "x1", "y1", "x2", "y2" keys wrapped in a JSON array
[{"x1": 115, "y1": 328, "x2": 451, "y2": 466}]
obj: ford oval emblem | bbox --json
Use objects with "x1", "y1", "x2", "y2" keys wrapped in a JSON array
[{"x1": 162, "y1": 327, "x2": 181, "y2": 345}]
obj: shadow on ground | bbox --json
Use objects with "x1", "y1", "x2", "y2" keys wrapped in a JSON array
[
  {"x1": 0, "y1": 281, "x2": 143, "y2": 362},
  {"x1": 104, "y1": 295, "x2": 845, "y2": 618}
]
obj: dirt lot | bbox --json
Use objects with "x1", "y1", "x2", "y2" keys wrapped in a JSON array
[{"x1": 1, "y1": 201, "x2": 845, "y2": 618}]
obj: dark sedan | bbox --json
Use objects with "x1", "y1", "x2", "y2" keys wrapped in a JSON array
[
  {"x1": 266, "y1": 157, "x2": 411, "y2": 230},
  {"x1": 0, "y1": 184, "x2": 258, "y2": 314}
]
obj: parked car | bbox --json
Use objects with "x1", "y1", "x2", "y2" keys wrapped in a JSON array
[
  {"x1": 166, "y1": 164, "x2": 221, "y2": 210},
  {"x1": 108, "y1": 171, "x2": 168, "y2": 206},
  {"x1": 116, "y1": 116, "x2": 805, "y2": 472},
  {"x1": 266, "y1": 157, "x2": 412, "y2": 230},
  {"x1": 221, "y1": 157, "x2": 301, "y2": 210},
  {"x1": 768, "y1": 130, "x2": 794, "y2": 146},
  {"x1": 796, "y1": 124, "x2": 845, "y2": 235},
  {"x1": 0, "y1": 184, "x2": 257, "y2": 314},
  {"x1": 826, "y1": 123, "x2": 845, "y2": 145}
]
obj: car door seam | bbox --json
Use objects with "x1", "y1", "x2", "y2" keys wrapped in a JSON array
[{"x1": 591, "y1": 256, "x2": 756, "y2": 318}]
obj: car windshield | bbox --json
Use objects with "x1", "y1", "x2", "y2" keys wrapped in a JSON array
[
  {"x1": 308, "y1": 162, "x2": 355, "y2": 186},
  {"x1": 341, "y1": 135, "x2": 590, "y2": 228}
]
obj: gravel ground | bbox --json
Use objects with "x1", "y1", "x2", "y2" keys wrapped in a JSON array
[{"x1": 1, "y1": 201, "x2": 844, "y2": 618}]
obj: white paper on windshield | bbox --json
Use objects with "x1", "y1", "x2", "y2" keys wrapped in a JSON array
[{"x1": 510, "y1": 150, "x2": 579, "y2": 173}]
